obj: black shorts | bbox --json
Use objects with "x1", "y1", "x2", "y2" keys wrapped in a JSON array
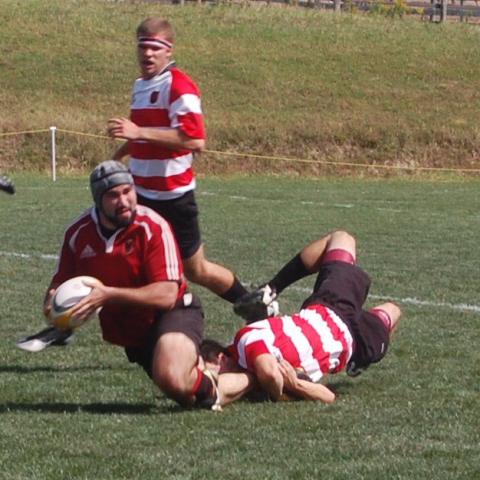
[
  {"x1": 124, "y1": 293, "x2": 204, "y2": 378},
  {"x1": 301, "y1": 262, "x2": 389, "y2": 370},
  {"x1": 137, "y1": 190, "x2": 202, "y2": 260}
]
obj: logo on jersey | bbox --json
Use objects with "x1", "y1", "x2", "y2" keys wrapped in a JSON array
[
  {"x1": 80, "y1": 244, "x2": 96, "y2": 259},
  {"x1": 124, "y1": 238, "x2": 135, "y2": 255},
  {"x1": 150, "y1": 91, "x2": 159, "y2": 104}
]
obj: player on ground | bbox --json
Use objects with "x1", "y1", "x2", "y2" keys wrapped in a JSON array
[
  {"x1": 19, "y1": 161, "x2": 219, "y2": 408},
  {"x1": 201, "y1": 230, "x2": 401, "y2": 408}
]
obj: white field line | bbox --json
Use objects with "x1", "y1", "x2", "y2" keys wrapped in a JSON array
[
  {"x1": 288, "y1": 285, "x2": 480, "y2": 314},
  {"x1": 2, "y1": 250, "x2": 479, "y2": 315},
  {"x1": 199, "y1": 191, "x2": 393, "y2": 212},
  {"x1": 0, "y1": 251, "x2": 58, "y2": 261}
]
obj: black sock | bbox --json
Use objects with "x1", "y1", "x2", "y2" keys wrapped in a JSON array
[
  {"x1": 269, "y1": 253, "x2": 310, "y2": 295},
  {"x1": 220, "y1": 277, "x2": 249, "y2": 304}
]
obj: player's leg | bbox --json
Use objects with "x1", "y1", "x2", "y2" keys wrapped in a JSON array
[
  {"x1": 153, "y1": 332, "x2": 200, "y2": 401},
  {"x1": 183, "y1": 245, "x2": 247, "y2": 303},
  {"x1": 346, "y1": 302, "x2": 402, "y2": 377},
  {"x1": 138, "y1": 191, "x2": 249, "y2": 304},
  {"x1": 300, "y1": 230, "x2": 356, "y2": 272},
  {"x1": 152, "y1": 332, "x2": 220, "y2": 408},
  {"x1": 369, "y1": 302, "x2": 402, "y2": 335},
  {"x1": 234, "y1": 230, "x2": 354, "y2": 322},
  {"x1": 150, "y1": 295, "x2": 220, "y2": 408}
]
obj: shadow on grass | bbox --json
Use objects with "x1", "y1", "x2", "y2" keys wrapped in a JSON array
[
  {"x1": 328, "y1": 381, "x2": 356, "y2": 395},
  {"x1": 0, "y1": 401, "x2": 157, "y2": 415},
  {"x1": 0, "y1": 364, "x2": 133, "y2": 374},
  {"x1": 0, "y1": 401, "x2": 221, "y2": 415}
]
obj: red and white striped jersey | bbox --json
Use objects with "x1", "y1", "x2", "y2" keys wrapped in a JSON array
[
  {"x1": 52, "y1": 205, "x2": 186, "y2": 347},
  {"x1": 232, "y1": 304, "x2": 354, "y2": 382},
  {"x1": 128, "y1": 65, "x2": 206, "y2": 201}
]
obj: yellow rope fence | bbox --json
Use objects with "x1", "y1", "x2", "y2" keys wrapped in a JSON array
[{"x1": 1, "y1": 127, "x2": 479, "y2": 175}]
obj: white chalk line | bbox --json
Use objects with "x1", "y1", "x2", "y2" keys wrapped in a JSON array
[
  {"x1": 0, "y1": 251, "x2": 58, "y2": 261},
  {"x1": 200, "y1": 192, "x2": 387, "y2": 212},
  {"x1": 2, "y1": 186, "x2": 400, "y2": 213},
  {"x1": 1, "y1": 250, "x2": 479, "y2": 315},
  {"x1": 288, "y1": 285, "x2": 480, "y2": 314}
]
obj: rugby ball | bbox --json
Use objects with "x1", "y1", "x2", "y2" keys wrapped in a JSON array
[{"x1": 48, "y1": 276, "x2": 103, "y2": 330}]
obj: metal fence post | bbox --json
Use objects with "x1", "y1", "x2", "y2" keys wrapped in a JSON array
[{"x1": 50, "y1": 126, "x2": 57, "y2": 182}]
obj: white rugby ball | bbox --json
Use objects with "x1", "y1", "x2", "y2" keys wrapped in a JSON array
[{"x1": 48, "y1": 276, "x2": 103, "y2": 330}]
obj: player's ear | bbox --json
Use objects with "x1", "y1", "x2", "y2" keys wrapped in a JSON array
[{"x1": 219, "y1": 353, "x2": 230, "y2": 369}]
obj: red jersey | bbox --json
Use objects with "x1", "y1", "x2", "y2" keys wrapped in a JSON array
[
  {"x1": 231, "y1": 304, "x2": 354, "y2": 382},
  {"x1": 52, "y1": 205, "x2": 186, "y2": 347},
  {"x1": 128, "y1": 64, "x2": 206, "y2": 201}
]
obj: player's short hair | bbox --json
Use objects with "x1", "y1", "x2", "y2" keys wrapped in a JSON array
[
  {"x1": 136, "y1": 17, "x2": 175, "y2": 44},
  {"x1": 200, "y1": 339, "x2": 230, "y2": 363}
]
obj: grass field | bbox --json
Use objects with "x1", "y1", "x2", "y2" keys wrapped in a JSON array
[
  {"x1": 1, "y1": 0, "x2": 479, "y2": 172},
  {"x1": 1, "y1": 174, "x2": 479, "y2": 479}
]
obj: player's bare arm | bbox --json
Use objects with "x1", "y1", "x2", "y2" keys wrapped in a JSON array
[
  {"x1": 278, "y1": 360, "x2": 336, "y2": 403},
  {"x1": 70, "y1": 280, "x2": 179, "y2": 322},
  {"x1": 107, "y1": 117, "x2": 205, "y2": 152},
  {"x1": 43, "y1": 287, "x2": 58, "y2": 317},
  {"x1": 253, "y1": 354, "x2": 285, "y2": 401},
  {"x1": 217, "y1": 370, "x2": 255, "y2": 407},
  {"x1": 111, "y1": 141, "x2": 130, "y2": 161}
]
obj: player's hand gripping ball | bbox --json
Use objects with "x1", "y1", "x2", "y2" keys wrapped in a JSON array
[{"x1": 48, "y1": 276, "x2": 103, "y2": 330}]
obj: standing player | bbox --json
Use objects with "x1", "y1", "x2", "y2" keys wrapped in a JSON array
[
  {"x1": 21, "y1": 161, "x2": 219, "y2": 408},
  {"x1": 17, "y1": 17, "x2": 272, "y2": 352},
  {"x1": 201, "y1": 230, "x2": 401, "y2": 408},
  {"x1": 107, "y1": 17, "x2": 252, "y2": 307}
]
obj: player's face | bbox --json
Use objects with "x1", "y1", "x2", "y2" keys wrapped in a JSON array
[
  {"x1": 137, "y1": 39, "x2": 172, "y2": 79},
  {"x1": 204, "y1": 354, "x2": 237, "y2": 375},
  {"x1": 100, "y1": 184, "x2": 137, "y2": 229}
]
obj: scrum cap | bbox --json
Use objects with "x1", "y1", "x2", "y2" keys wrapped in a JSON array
[{"x1": 90, "y1": 161, "x2": 134, "y2": 207}]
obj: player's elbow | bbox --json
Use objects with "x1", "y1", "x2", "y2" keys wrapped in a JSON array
[{"x1": 323, "y1": 391, "x2": 336, "y2": 404}]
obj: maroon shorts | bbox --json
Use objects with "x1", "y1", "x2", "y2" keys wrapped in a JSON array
[
  {"x1": 124, "y1": 293, "x2": 204, "y2": 378},
  {"x1": 137, "y1": 190, "x2": 202, "y2": 260},
  {"x1": 301, "y1": 261, "x2": 390, "y2": 370}
]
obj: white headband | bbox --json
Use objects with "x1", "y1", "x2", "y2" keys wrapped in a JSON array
[{"x1": 137, "y1": 37, "x2": 173, "y2": 49}]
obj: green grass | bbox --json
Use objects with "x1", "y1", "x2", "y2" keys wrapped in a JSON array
[
  {"x1": 1, "y1": 0, "x2": 479, "y2": 172},
  {"x1": 1, "y1": 174, "x2": 479, "y2": 479}
]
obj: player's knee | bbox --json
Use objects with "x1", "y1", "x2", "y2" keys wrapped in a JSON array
[
  {"x1": 380, "y1": 302, "x2": 402, "y2": 322},
  {"x1": 152, "y1": 333, "x2": 199, "y2": 399},
  {"x1": 386, "y1": 302, "x2": 402, "y2": 325},
  {"x1": 152, "y1": 363, "x2": 191, "y2": 398},
  {"x1": 323, "y1": 230, "x2": 356, "y2": 265},
  {"x1": 371, "y1": 302, "x2": 402, "y2": 333},
  {"x1": 331, "y1": 230, "x2": 355, "y2": 247}
]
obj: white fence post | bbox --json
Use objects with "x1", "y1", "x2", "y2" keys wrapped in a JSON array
[{"x1": 50, "y1": 126, "x2": 57, "y2": 182}]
